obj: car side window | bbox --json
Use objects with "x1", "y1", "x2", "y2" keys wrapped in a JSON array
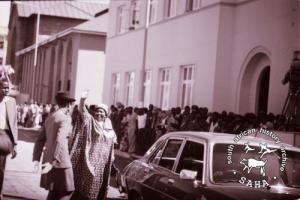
[
  {"x1": 150, "y1": 139, "x2": 183, "y2": 170},
  {"x1": 176, "y1": 141, "x2": 204, "y2": 180}
]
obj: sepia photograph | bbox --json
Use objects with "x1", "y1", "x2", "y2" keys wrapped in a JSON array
[{"x1": 0, "y1": 0, "x2": 300, "y2": 199}]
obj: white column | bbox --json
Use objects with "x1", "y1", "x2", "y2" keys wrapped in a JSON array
[{"x1": 29, "y1": 53, "x2": 34, "y2": 100}]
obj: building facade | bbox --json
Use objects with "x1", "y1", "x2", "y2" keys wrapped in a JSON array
[
  {"x1": 103, "y1": 0, "x2": 300, "y2": 115},
  {"x1": 7, "y1": 1, "x2": 107, "y2": 85},
  {"x1": 0, "y1": 26, "x2": 8, "y2": 67},
  {"x1": 16, "y1": 13, "x2": 108, "y2": 104}
]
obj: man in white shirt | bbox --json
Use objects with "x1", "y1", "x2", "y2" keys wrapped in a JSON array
[{"x1": 0, "y1": 78, "x2": 18, "y2": 200}]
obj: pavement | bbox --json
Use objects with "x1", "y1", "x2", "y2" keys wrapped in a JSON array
[{"x1": 2, "y1": 127, "x2": 131, "y2": 200}]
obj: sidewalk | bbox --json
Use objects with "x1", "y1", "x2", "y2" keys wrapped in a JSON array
[{"x1": 2, "y1": 128, "x2": 126, "y2": 200}]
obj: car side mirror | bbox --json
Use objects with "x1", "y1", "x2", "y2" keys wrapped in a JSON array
[{"x1": 180, "y1": 169, "x2": 198, "y2": 180}]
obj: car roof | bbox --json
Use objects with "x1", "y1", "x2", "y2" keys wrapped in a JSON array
[{"x1": 161, "y1": 131, "x2": 300, "y2": 151}]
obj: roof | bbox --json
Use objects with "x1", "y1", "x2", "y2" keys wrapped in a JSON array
[
  {"x1": 15, "y1": 1, "x2": 108, "y2": 20},
  {"x1": 161, "y1": 131, "x2": 300, "y2": 151},
  {"x1": 15, "y1": 12, "x2": 108, "y2": 56},
  {"x1": 73, "y1": 11, "x2": 108, "y2": 33}
]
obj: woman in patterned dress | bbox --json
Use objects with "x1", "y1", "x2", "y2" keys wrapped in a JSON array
[{"x1": 69, "y1": 91, "x2": 116, "y2": 200}]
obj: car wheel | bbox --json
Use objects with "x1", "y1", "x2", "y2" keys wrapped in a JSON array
[{"x1": 129, "y1": 191, "x2": 142, "y2": 200}]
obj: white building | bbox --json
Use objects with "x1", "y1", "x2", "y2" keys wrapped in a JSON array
[
  {"x1": 103, "y1": 0, "x2": 300, "y2": 115},
  {"x1": 16, "y1": 13, "x2": 108, "y2": 104},
  {"x1": 0, "y1": 26, "x2": 8, "y2": 66}
]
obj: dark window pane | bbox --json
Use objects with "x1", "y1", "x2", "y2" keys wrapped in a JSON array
[
  {"x1": 176, "y1": 141, "x2": 204, "y2": 180},
  {"x1": 158, "y1": 139, "x2": 182, "y2": 170}
]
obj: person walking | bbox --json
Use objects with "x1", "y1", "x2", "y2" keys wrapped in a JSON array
[
  {"x1": 33, "y1": 92, "x2": 76, "y2": 200},
  {"x1": 122, "y1": 107, "x2": 137, "y2": 154},
  {"x1": 69, "y1": 91, "x2": 116, "y2": 200},
  {"x1": 0, "y1": 72, "x2": 18, "y2": 200}
]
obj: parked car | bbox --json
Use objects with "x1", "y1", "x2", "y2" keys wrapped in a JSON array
[{"x1": 117, "y1": 131, "x2": 300, "y2": 200}]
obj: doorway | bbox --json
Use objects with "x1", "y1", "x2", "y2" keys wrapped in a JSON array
[{"x1": 256, "y1": 66, "x2": 270, "y2": 114}]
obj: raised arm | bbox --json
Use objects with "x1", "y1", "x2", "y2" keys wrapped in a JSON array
[{"x1": 79, "y1": 90, "x2": 89, "y2": 113}]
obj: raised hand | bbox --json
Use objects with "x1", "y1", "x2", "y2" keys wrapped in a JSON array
[{"x1": 81, "y1": 90, "x2": 89, "y2": 99}]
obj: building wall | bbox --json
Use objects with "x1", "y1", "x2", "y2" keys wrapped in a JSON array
[
  {"x1": 19, "y1": 32, "x2": 106, "y2": 105},
  {"x1": 146, "y1": 6, "x2": 220, "y2": 109},
  {"x1": 103, "y1": 29, "x2": 146, "y2": 105},
  {"x1": 73, "y1": 34, "x2": 106, "y2": 105},
  {"x1": 6, "y1": 5, "x2": 87, "y2": 84},
  {"x1": 226, "y1": 0, "x2": 299, "y2": 114},
  {"x1": 105, "y1": 0, "x2": 300, "y2": 115}
]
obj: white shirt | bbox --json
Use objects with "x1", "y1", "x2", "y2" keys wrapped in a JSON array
[
  {"x1": 137, "y1": 114, "x2": 147, "y2": 129},
  {"x1": 0, "y1": 97, "x2": 9, "y2": 130}
]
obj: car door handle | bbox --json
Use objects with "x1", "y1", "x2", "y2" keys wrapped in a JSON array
[{"x1": 167, "y1": 178, "x2": 175, "y2": 185}]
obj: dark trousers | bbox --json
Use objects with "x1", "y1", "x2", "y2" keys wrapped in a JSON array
[
  {"x1": 47, "y1": 190, "x2": 73, "y2": 200},
  {"x1": 136, "y1": 128, "x2": 145, "y2": 155},
  {"x1": 0, "y1": 155, "x2": 6, "y2": 200}
]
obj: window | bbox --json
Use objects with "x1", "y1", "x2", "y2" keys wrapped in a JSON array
[
  {"x1": 150, "y1": 139, "x2": 183, "y2": 170},
  {"x1": 125, "y1": 72, "x2": 135, "y2": 106},
  {"x1": 160, "y1": 68, "x2": 171, "y2": 110},
  {"x1": 112, "y1": 73, "x2": 121, "y2": 105},
  {"x1": 0, "y1": 41, "x2": 3, "y2": 49},
  {"x1": 186, "y1": 0, "x2": 201, "y2": 12},
  {"x1": 164, "y1": 0, "x2": 177, "y2": 18},
  {"x1": 143, "y1": 70, "x2": 152, "y2": 107},
  {"x1": 181, "y1": 65, "x2": 194, "y2": 107},
  {"x1": 0, "y1": 57, "x2": 2, "y2": 65},
  {"x1": 149, "y1": 0, "x2": 158, "y2": 24},
  {"x1": 176, "y1": 141, "x2": 204, "y2": 180},
  {"x1": 130, "y1": 0, "x2": 140, "y2": 30},
  {"x1": 116, "y1": 5, "x2": 126, "y2": 34}
]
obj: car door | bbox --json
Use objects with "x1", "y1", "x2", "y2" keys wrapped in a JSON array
[
  {"x1": 143, "y1": 138, "x2": 185, "y2": 200},
  {"x1": 165, "y1": 139, "x2": 208, "y2": 200}
]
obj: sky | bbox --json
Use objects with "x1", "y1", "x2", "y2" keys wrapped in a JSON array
[{"x1": 0, "y1": 1, "x2": 11, "y2": 27}]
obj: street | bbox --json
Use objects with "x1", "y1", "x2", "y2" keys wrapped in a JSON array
[{"x1": 2, "y1": 128, "x2": 132, "y2": 200}]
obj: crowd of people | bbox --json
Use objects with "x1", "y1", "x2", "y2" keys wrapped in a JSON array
[
  {"x1": 16, "y1": 102, "x2": 58, "y2": 128},
  {"x1": 17, "y1": 100, "x2": 292, "y2": 157},
  {"x1": 109, "y1": 102, "x2": 290, "y2": 155},
  {"x1": 1, "y1": 54, "x2": 298, "y2": 200}
]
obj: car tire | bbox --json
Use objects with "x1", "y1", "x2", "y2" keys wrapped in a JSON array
[{"x1": 129, "y1": 191, "x2": 142, "y2": 200}]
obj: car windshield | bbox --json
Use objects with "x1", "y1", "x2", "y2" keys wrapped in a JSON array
[{"x1": 213, "y1": 143, "x2": 300, "y2": 188}]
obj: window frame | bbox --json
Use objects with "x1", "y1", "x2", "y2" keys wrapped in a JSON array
[
  {"x1": 186, "y1": 0, "x2": 201, "y2": 12},
  {"x1": 143, "y1": 70, "x2": 152, "y2": 107},
  {"x1": 180, "y1": 64, "x2": 195, "y2": 108},
  {"x1": 147, "y1": 136, "x2": 207, "y2": 183},
  {"x1": 148, "y1": 137, "x2": 185, "y2": 171},
  {"x1": 116, "y1": 5, "x2": 126, "y2": 34},
  {"x1": 173, "y1": 139, "x2": 206, "y2": 182},
  {"x1": 129, "y1": 0, "x2": 140, "y2": 30},
  {"x1": 149, "y1": 0, "x2": 158, "y2": 24},
  {"x1": 125, "y1": 71, "x2": 135, "y2": 106},
  {"x1": 159, "y1": 68, "x2": 171, "y2": 110},
  {"x1": 164, "y1": 0, "x2": 177, "y2": 19},
  {"x1": 112, "y1": 73, "x2": 121, "y2": 105}
]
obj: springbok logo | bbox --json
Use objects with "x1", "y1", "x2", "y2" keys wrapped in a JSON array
[
  {"x1": 240, "y1": 143, "x2": 276, "y2": 176},
  {"x1": 240, "y1": 158, "x2": 267, "y2": 176},
  {"x1": 258, "y1": 143, "x2": 277, "y2": 158},
  {"x1": 226, "y1": 128, "x2": 287, "y2": 189}
]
